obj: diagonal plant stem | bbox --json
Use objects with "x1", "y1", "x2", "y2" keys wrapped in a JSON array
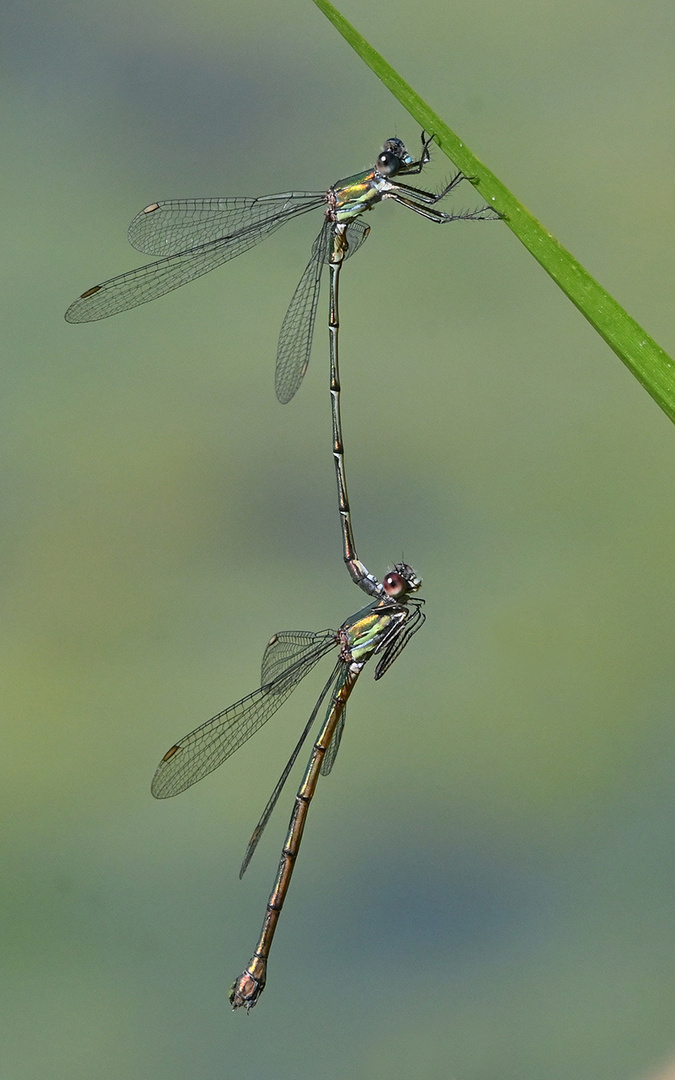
[{"x1": 313, "y1": 0, "x2": 675, "y2": 424}]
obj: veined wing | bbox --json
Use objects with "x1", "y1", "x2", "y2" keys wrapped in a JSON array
[
  {"x1": 65, "y1": 201, "x2": 318, "y2": 324},
  {"x1": 274, "y1": 218, "x2": 370, "y2": 404},
  {"x1": 151, "y1": 630, "x2": 336, "y2": 799},
  {"x1": 239, "y1": 660, "x2": 342, "y2": 877},
  {"x1": 261, "y1": 629, "x2": 336, "y2": 685},
  {"x1": 127, "y1": 192, "x2": 325, "y2": 256},
  {"x1": 341, "y1": 219, "x2": 371, "y2": 260},
  {"x1": 320, "y1": 706, "x2": 346, "y2": 777}
]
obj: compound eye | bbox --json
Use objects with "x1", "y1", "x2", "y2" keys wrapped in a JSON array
[
  {"x1": 382, "y1": 571, "x2": 407, "y2": 597},
  {"x1": 376, "y1": 151, "x2": 400, "y2": 177}
]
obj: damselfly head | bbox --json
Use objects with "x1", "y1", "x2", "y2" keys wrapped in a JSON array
[
  {"x1": 382, "y1": 562, "x2": 422, "y2": 598},
  {"x1": 375, "y1": 139, "x2": 412, "y2": 178}
]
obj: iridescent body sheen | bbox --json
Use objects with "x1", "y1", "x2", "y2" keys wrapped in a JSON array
[
  {"x1": 65, "y1": 134, "x2": 496, "y2": 406},
  {"x1": 151, "y1": 563, "x2": 424, "y2": 1011}
]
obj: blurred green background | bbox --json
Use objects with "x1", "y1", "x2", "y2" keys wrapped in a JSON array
[{"x1": 4, "y1": 1, "x2": 675, "y2": 1077}]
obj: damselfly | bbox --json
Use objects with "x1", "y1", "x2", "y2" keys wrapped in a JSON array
[
  {"x1": 151, "y1": 562, "x2": 424, "y2": 1011},
  {"x1": 65, "y1": 134, "x2": 496, "y2": 403}
]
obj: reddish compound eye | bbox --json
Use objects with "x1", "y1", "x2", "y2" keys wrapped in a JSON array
[
  {"x1": 382, "y1": 563, "x2": 422, "y2": 597},
  {"x1": 383, "y1": 572, "x2": 406, "y2": 597}
]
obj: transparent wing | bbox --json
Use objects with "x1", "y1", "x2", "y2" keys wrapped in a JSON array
[
  {"x1": 320, "y1": 706, "x2": 346, "y2": 777},
  {"x1": 239, "y1": 661, "x2": 342, "y2": 877},
  {"x1": 151, "y1": 630, "x2": 336, "y2": 799},
  {"x1": 127, "y1": 192, "x2": 324, "y2": 256},
  {"x1": 274, "y1": 221, "x2": 330, "y2": 404},
  {"x1": 274, "y1": 219, "x2": 370, "y2": 404},
  {"x1": 65, "y1": 197, "x2": 322, "y2": 324},
  {"x1": 374, "y1": 600, "x2": 426, "y2": 681},
  {"x1": 342, "y1": 219, "x2": 371, "y2": 260},
  {"x1": 261, "y1": 629, "x2": 335, "y2": 685}
]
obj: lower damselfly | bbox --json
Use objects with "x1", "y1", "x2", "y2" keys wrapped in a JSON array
[
  {"x1": 151, "y1": 562, "x2": 424, "y2": 1011},
  {"x1": 65, "y1": 134, "x2": 497, "y2": 402}
]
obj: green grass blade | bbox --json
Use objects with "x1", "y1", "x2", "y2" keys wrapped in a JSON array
[{"x1": 313, "y1": 0, "x2": 675, "y2": 423}]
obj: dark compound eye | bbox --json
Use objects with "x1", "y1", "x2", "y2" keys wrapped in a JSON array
[{"x1": 376, "y1": 151, "x2": 401, "y2": 177}]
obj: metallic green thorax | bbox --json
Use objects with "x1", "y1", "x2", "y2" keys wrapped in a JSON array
[
  {"x1": 340, "y1": 597, "x2": 408, "y2": 666},
  {"x1": 327, "y1": 137, "x2": 417, "y2": 224},
  {"x1": 329, "y1": 169, "x2": 383, "y2": 223}
]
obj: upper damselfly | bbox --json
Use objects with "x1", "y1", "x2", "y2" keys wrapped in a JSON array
[
  {"x1": 151, "y1": 561, "x2": 424, "y2": 1011},
  {"x1": 65, "y1": 134, "x2": 497, "y2": 403}
]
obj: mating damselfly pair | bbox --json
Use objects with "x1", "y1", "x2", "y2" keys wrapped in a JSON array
[{"x1": 66, "y1": 133, "x2": 497, "y2": 1010}]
